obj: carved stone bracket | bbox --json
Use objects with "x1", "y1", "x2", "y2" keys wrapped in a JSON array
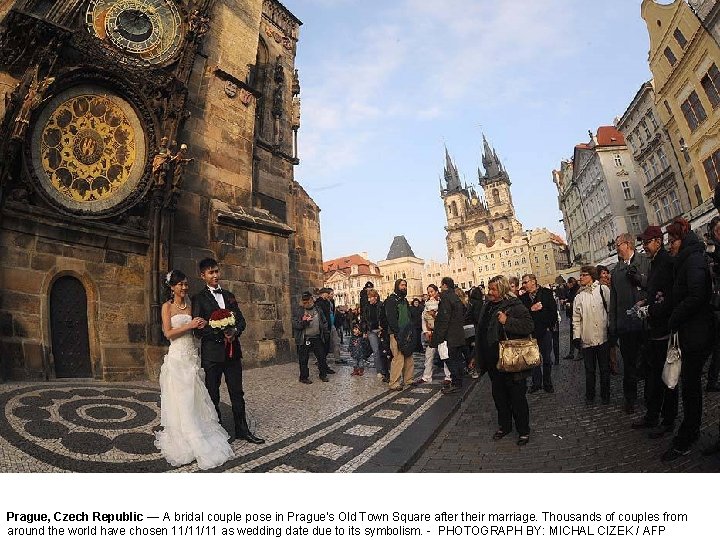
[{"x1": 213, "y1": 67, "x2": 261, "y2": 105}]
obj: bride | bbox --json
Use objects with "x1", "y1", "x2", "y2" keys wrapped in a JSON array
[{"x1": 155, "y1": 269, "x2": 234, "y2": 470}]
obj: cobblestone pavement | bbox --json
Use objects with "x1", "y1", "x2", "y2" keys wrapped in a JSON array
[
  {"x1": 411, "y1": 319, "x2": 720, "y2": 473},
  {"x1": 0, "y1": 345, "x2": 460, "y2": 473}
]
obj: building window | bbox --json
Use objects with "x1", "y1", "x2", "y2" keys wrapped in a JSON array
[
  {"x1": 661, "y1": 196, "x2": 671, "y2": 220},
  {"x1": 613, "y1": 153, "x2": 622, "y2": 167},
  {"x1": 647, "y1": 112, "x2": 659, "y2": 130},
  {"x1": 680, "y1": 91, "x2": 707, "y2": 131},
  {"x1": 695, "y1": 184, "x2": 703, "y2": 204},
  {"x1": 653, "y1": 201, "x2": 662, "y2": 223},
  {"x1": 492, "y1": 188, "x2": 501, "y2": 205},
  {"x1": 629, "y1": 215, "x2": 641, "y2": 234},
  {"x1": 451, "y1": 201, "x2": 458, "y2": 217},
  {"x1": 673, "y1": 28, "x2": 687, "y2": 48},
  {"x1": 544, "y1": 254, "x2": 549, "y2": 261},
  {"x1": 621, "y1": 180, "x2": 633, "y2": 200},
  {"x1": 658, "y1": 147, "x2": 669, "y2": 169},
  {"x1": 702, "y1": 148, "x2": 720, "y2": 190},
  {"x1": 641, "y1": 120, "x2": 651, "y2": 140},
  {"x1": 701, "y1": 64, "x2": 720, "y2": 108},
  {"x1": 670, "y1": 189, "x2": 681, "y2": 215},
  {"x1": 641, "y1": 162, "x2": 652, "y2": 182},
  {"x1": 649, "y1": 155, "x2": 659, "y2": 176},
  {"x1": 664, "y1": 46, "x2": 677, "y2": 66}
]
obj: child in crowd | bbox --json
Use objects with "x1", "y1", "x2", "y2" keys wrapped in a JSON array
[{"x1": 348, "y1": 324, "x2": 371, "y2": 375}]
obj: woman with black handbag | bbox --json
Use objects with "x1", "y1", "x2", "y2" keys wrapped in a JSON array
[{"x1": 476, "y1": 275, "x2": 534, "y2": 446}]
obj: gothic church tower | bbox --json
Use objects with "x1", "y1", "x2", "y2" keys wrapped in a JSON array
[{"x1": 440, "y1": 135, "x2": 524, "y2": 260}]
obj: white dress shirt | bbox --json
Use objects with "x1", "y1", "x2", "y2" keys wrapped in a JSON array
[{"x1": 208, "y1": 286, "x2": 225, "y2": 309}]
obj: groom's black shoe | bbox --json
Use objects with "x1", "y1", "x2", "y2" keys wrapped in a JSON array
[{"x1": 237, "y1": 431, "x2": 265, "y2": 444}]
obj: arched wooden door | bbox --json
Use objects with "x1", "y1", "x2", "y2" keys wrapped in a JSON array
[{"x1": 50, "y1": 276, "x2": 92, "y2": 378}]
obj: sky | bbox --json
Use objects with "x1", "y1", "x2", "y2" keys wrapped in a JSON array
[{"x1": 286, "y1": 0, "x2": 655, "y2": 263}]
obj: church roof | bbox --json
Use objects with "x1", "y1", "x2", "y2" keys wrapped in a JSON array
[
  {"x1": 386, "y1": 236, "x2": 416, "y2": 260},
  {"x1": 576, "y1": 126, "x2": 625, "y2": 150}
]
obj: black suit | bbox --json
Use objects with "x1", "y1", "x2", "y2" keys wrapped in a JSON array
[{"x1": 192, "y1": 288, "x2": 251, "y2": 436}]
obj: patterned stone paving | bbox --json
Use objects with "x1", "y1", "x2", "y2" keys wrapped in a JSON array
[
  {"x1": 0, "y1": 347, "x2": 447, "y2": 473},
  {"x1": 411, "y1": 316, "x2": 720, "y2": 473}
]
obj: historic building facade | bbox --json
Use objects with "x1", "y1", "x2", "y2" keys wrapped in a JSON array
[
  {"x1": 0, "y1": 0, "x2": 322, "y2": 381},
  {"x1": 617, "y1": 81, "x2": 691, "y2": 228},
  {"x1": 322, "y1": 253, "x2": 381, "y2": 308},
  {"x1": 642, "y1": 0, "x2": 720, "y2": 209},
  {"x1": 377, "y1": 236, "x2": 425, "y2": 299},
  {"x1": 555, "y1": 127, "x2": 648, "y2": 264},
  {"x1": 439, "y1": 137, "x2": 567, "y2": 288}
]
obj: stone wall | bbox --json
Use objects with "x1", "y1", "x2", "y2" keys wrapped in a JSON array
[
  {"x1": 0, "y1": 208, "x2": 149, "y2": 381},
  {"x1": 288, "y1": 180, "x2": 323, "y2": 303}
]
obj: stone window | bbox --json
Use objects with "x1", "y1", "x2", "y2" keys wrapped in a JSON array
[
  {"x1": 664, "y1": 46, "x2": 677, "y2": 67},
  {"x1": 647, "y1": 111, "x2": 659, "y2": 130},
  {"x1": 613, "y1": 153, "x2": 622, "y2": 167},
  {"x1": 658, "y1": 147, "x2": 669, "y2": 169},
  {"x1": 641, "y1": 120, "x2": 651, "y2": 140},
  {"x1": 451, "y1": 201, "x2": 458, "y2": 217},
  {"x1": 670, "y1": 190, "x2": 681, "y2": 215},
  {"x1": 653, "y1": 201, "x2": 662, "y2": 223},
  {"x1": 661, "y1": 196, "x2": 671, "y2": 220},
  {"x1": 621, "y1": 180, "x2": 633, "y2": 200},
  {"x1": 492, "y1": 188, "x2": 501, "y2": 205},
  {"x1": 702, "y1": 148, "x2": 720, "y2": 190},
  {"x1": 648, "y1": 154, "x2": 659, "y2": 176},
  {"x1": 680, "y1": 91, "x2": 707, "y2": 131},
  {"x1": 673, "y1": 28, "x2": 687, "y2": 49},
  {"x1": 701, "y1": 64, "x2": 720, "y2": 108}
]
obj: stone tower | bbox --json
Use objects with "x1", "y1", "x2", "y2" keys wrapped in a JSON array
[
  {"x1": 0, "y1": 0, "x2": 322, "y2": 380},
  {"x1": 441, "y1": 135, "x2": 524, "y2": 260}
]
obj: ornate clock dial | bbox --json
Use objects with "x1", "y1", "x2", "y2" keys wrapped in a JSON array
[
  {"x1": 86, "y1": 0, "x2": 184, "y2": 65},
  {"x1": 29, "y1": 85, "x2": 148, "y2": 216}
]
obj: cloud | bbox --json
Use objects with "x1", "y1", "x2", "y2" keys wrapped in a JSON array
[{"x1": 296, "y1": 0, "x2": 582, "y2": 183}]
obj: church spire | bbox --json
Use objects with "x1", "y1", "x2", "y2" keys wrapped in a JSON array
[
  {"x1": 443, "y1": 146, "x2": 462, "y2": 192},
  {"x1": 479, "y1": 133, "x2": 510, "y2": 186}
]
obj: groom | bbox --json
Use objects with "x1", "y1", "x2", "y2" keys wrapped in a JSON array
[{"x1": 192, "y1": 258, "x2": 264, "y2": 444}]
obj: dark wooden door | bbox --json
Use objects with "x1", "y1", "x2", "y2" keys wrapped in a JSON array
[{"x1": 50, "y1": 276, "x2": 92, "y2": 378}]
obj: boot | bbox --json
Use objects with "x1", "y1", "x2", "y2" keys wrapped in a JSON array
[{"x1": 234, "y1": 412, "x2": 265, "y2": 444}]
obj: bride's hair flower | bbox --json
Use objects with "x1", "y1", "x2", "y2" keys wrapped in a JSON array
[{"x1": 165, "y1": 271, "x2": 173, "y2": 286}]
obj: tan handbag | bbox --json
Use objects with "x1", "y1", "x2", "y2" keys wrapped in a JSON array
[{"x1": 497, "y1": 327, "x2": 541, "y2": 373}]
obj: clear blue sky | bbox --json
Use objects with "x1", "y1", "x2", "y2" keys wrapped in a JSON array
[{"x1": 287, "y1": 0, "x2": 653, "y2": 263}]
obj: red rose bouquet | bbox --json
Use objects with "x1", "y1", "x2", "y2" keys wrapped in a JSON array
[{"x1": 209, "y1": 309, "x2": 237, "y2": 359}]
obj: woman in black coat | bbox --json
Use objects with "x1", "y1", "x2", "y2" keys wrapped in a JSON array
[
  {"x1": 662, "y1": 218, "x2": 714, "y2": 461},
  {"x1": 476, "y1": 275, "x2": 535, "y2": 446}
]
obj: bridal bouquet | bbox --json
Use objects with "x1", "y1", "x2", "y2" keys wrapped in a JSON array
[{"x1": 209, "y1": 309, "x2": 237, "y2": 359}]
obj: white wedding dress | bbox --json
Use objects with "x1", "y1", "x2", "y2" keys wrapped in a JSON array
[{"x1": 155, "y1": 314, "x2": 234, "y2": 470}]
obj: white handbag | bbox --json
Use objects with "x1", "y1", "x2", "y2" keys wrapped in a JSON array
[
  {"x1": 437, "y1": 341, "x2": 449, "y2": 360},
  {"x1": 662, "y1": 332, "x2": 682, "y2": 389}
]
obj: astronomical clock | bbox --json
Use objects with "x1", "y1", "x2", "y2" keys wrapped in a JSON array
[
  {"x1": 85, "y1": 0, "x2": 185, "y2": 66},
  {"x1": 0, "y1": 0, "x2": 207, "y2": 220}
]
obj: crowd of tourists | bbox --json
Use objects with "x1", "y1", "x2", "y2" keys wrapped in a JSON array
[{"x1": 293, "y1": 207, "x2": 720, "y2": 459}]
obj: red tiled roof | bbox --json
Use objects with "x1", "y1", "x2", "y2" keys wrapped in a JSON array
[
  {"x1": 323, "y1": 254, "x2": 374, "y2": 273},
  {"x1": 574, "y1": 126, "x2": 625, "y2": 150},
  {"x1": 596, "y1": 126, "x2": 625, "y2": 146}
]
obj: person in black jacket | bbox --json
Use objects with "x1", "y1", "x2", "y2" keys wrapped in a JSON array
[
  {"x1": 430, "y1": 277, "x2": 466, "y2": 394},
  {"x1": 409, "y1": 298, "x2": 424, "y2": 353},
  {"x1": 361, "y1": 288, "x2": 389, "y2": 381},
  {"x1": 292, "y1": 292, "x2": 334, "y2": 384},
  {"x1": 520, "y1": 273, "x2": 558, "y2": 393},
  {"x1": 661, "y1": 219, "x2": 714, "y2": 461},
  {"x1": 704, "y1": 215, "x2": 720, "y2": 393},
  {"x1": 384, "y1": 279, "x2": 414, "y2": 390},
  {"x1": 476, "y1": 275, "x2": 535, "y2": 446},
  {"x1": 563, "y1": 277, "x2": 580, "y2": 359},
  {"x1": 631, "y1": 226, "x2": 678, "y2": 438}
]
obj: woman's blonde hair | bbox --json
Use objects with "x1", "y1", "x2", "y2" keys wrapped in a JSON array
[{"x1": 489, "y1": 275, "x2": 514, "y2": 299}]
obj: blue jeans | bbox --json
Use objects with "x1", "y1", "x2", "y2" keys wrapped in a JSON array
[
  {"x1": 367, "y1": 330, "x2": 384, "y2": 374},
  {"x1": 531, "y1": 331, "x2": 553, "y2": 389}
]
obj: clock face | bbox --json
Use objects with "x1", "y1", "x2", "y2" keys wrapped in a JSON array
[
  {"x1": 29, "y1": 85, "x2": 148, "y2": 216},
  {"x1": 86, "y1": 0, "x2": 183, "y2": 65}
]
